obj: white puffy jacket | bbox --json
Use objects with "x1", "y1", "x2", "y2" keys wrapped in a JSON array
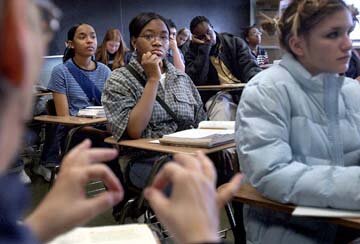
[{"x1": 236, "y1": 53, "x2": 360, "y2": 244}]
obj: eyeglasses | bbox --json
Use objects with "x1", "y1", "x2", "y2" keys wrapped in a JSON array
[{"x1": 138, "y1": 34, "x2": 169, "y2": 43}]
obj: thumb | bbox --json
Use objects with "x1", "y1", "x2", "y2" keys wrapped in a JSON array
[
  {"x1": 144, "y1": 187, "x2": 170, "y2": 217},
  {"x1": 217, "y1": 173, "x2": 243, "y2": 208},
  {"x1": 83, "y1": 191, "x2": 122, "y2": 220}
]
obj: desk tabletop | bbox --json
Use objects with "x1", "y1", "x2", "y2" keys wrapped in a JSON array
[
  {"x1": 34, "y1": 92, "x2": 52, "y2": 97},
  {"x1": 230, "y1": 183, "x2": 360, "y2": 229},
  {"x1": 34, "y1": 115, "x2": 107, "y2": 126},
  {"x1": 233, "y1": 183, "x2": 295, "y2": 213},
  {"x1": 196, "y1": 83, "x2": 246, "y2": 91},
  {"x1": 104, "y1": 137, "x2": 235, "y2": 155}
]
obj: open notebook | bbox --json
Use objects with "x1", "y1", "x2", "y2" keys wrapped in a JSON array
[
  {"x1": 159, "y1": 121, "x2": 235, "y2": 148},
  {"x1": 47, "y1": 224, "x2": 157, "y2": 244}
]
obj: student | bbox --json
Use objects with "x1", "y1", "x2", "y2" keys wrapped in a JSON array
[
  {"x1": 346, "y1": 49, "x2": 360, "y2": 81},
  {"x1": 0, "y1": 1, "x2": 242, "y2": 243},
  {"x1": 166, "y1": 19, "x2": 185, "y2": 72},
  {"x1": 236, "y1": 0, "x2": 360, "y2": 243},
  {"x1": 345, "y1": 7, "x2": 360, "y2": 81},
  {"x1": 48, "y1": 24, "x2": 113, "y2": 143},
  {"x1": 243, "y1": 25, "x2": 269, "y2": 66},
  {"x1": 33, "y1": 23, "x2": 113, "y2": 179},
  {"x1": 49, "y1": 23, "x2": 111, "y2": 117},
  {"x1": 95, "y1": 28, "x2": 131, "y2": 70},
  {"x1": 185, "y1": 16, "x2": 261, "y2": 121},
  {"x1": 176, "y1": 27, "x2": 191, "y2": 55},
  {"x1": 102, "y1": 12, "x2": 206, "y2": 189}
]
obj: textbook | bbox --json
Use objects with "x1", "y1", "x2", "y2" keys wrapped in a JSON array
[
  {"x1": 47, "y1": 224, "x2": 157, "y2": 244},
  {"x1": 77, "y1": 106, "x2": 106, "y2": 118},
  {"x1": 159, "y1": 121, "x2": 235, "y2": 148}
]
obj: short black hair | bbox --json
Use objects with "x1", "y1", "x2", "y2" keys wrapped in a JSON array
[
  {"x1": 63, "y1": 23, "x2": 86, "y2": 63},
  {"x1": 66, "y1": 23, "x2": 83, "y2": 41},
  {"x1": 190, "y1": 16, "x2": 212, "y2": 33},
  {"x1": 243, "y1": 24, "x2": 257, "y2": 40},
  {"x1": 167, "y1": 19, "x2": 177, "y2": 29},
  {"x1": 129, "y1": 12, "x2": 170, "y2": 39}
]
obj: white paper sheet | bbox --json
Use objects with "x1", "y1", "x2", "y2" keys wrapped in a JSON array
[
  {"x1": 149, "y1": 140, "x2": 160, "y2": 144},
  {"x1": 164, "y1": 128, "x2": 234, "y2": 139},
  {"x1": 292, "y1": 206, "x2": 360, "y2": 218},
  {"x1": 47, "y1": 224, "x2": 157, "y2": 244},
  {"x1": 198, "y1": 121, "x2": 235, "y2": 130}
]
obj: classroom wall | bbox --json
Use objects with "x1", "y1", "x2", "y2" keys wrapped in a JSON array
[{"x1": 49, "y1": 0, "x2": 251, "y2": 55}]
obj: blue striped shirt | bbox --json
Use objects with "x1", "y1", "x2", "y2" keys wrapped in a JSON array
[{"x1": 48, "y1": 59, "x2": 111, "y2": 116}]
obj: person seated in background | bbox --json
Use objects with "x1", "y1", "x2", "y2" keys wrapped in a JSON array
[
  {"x1": 50, "y1": 23, "x2": 110, "y2": 117},
  {"x1": 243, "y1": 25, "x2": 269, "y2": 66},
  {"x1": 44, "y1": 23, "x2": 122, "y2": 180},
  {"x1": 185, "y1": 16, "x2": 261, "y2": 121},
  {"x1": 236, "y1": 0, "x2": 360, "y2": 243},
  {"x1": 346, "y1": 49, "x2": 360, "y2": 81},
  {"x1": 95, "y1": 28, "x2": 131, "y2": 70},
  {"x1": 345, "y1": 6, "x2": 360, "y2": 81},
  {"x1": 0, "y1": 1, "x2": 243, "y2": 243},
  {"x1": 176, "y1": 27, "x2": 191, "y2": 55},
  {"x1": 166, "y1": 19, "x2": 185, "y2": 72}
]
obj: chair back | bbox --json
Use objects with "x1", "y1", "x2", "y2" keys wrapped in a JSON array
[{"x1": 46, "y1": 98, "x2": 57, "y2": 115}]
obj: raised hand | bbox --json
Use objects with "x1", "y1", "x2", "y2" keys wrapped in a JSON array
[
  {"x1": 25, "y1": 139, "x2": 123, "y2": 243},
  {"x1": 144, "y1": 151, "x2": 242, "y2": 244},
  {"x1": 141, "y1": 51, "x2": 162, "y2": 83},
  {"x1": 191, "y1": 35, "x2": 206, "y2": 45},
  {"x1": 169, "y1": 35, "x2": 178, "y2": 51}
]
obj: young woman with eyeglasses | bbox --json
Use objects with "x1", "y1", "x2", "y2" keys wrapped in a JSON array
[{"x1": 102, "y1": 12, "x2": 206, "y2": 189}]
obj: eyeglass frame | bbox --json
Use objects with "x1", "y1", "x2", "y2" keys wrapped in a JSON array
[
  {"x1": 35, "y1": 0, "x2": 62, "y2": 35},
  {"x1": 138, "y1": 33, "x2": 170, "y2": 43}
]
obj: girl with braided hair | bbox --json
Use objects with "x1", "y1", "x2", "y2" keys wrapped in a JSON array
[{"x1": 236, "y1": 0, "x2": 360, "y2": 243}]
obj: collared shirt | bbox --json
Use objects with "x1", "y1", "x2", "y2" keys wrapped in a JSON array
[
  {"x1": 102, "y1": 56, "x2": 206, "y2": 141},
  {"x1": 251, "y1": 46, "x2": 269, "y2": 65}
]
